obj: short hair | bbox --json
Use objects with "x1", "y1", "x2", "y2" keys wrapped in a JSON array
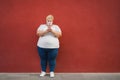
[{"x1": 46, "y1": 15, "x2": 54, "y2": 21}]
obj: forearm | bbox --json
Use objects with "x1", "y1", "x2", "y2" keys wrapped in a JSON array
[
  {"x1": 36, "y1": 30, "x2": 48, "y2": 37},
  {"x1": 51, "y1": 30, "x2": 62, "y2": 38}
]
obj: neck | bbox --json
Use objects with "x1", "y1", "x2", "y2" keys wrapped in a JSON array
[{"x1": 46, "y1": 24, "x2": 53, "y2": 26}]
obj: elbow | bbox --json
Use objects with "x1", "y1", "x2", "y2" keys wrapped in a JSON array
[
  {"x1": 36, "y1": 32, "x2": 41, "y2": 37},
  {"x1": 59, "y1": 33, "x2": 62, "y2": 37},
  {"x1": 56, "y1": 33, "x2": 62, "y2": 38},
  {"x1": 36, "y1": 32, "x2": 39, "y2": 36}
]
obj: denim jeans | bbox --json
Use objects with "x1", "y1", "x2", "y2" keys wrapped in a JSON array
[{"x1": 37, "y1": 47, "x2": 58, "y2": 72}]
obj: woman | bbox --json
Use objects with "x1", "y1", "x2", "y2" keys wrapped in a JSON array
[{"x1": 36, "y1": 15, "x2": 62, "y2": 77}]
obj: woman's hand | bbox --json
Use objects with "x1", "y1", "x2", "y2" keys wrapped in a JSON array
[{"x1": 47, "y1": 27, "x2": 52, "y2": 32}]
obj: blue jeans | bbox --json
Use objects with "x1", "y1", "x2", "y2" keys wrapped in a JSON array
[{"x1": 37, "y1": 47, "x2": 58, "y2": 72}]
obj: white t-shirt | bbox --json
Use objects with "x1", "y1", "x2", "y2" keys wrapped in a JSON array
[{"x1": 37, "y1": 24, "x2": 62, "y2": 48}]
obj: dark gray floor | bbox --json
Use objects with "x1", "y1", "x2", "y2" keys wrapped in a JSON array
[{"x1": 0, "y1": 73, "x2": 120, "y2": 80}]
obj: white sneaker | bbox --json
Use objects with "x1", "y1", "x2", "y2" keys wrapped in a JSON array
[
  {"x1": 50, "y1": 72, "x2": 55, "y2": 78},
  {"x1": 40, "y1": 71, "x2": 46, "y2": 77}
]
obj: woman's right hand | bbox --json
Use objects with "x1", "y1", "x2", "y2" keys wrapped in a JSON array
[{"x1": 47, "y1": 27, "x2": 52, "y2": 32}]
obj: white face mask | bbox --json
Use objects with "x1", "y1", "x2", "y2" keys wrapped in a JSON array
[{"x1": 46, "y1": 21, "x2": 53, "y2": 26}]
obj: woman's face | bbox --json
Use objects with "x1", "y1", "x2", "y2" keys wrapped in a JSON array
[{"x1": 46, "y1": 19, "x2": 53, "y2": 26}]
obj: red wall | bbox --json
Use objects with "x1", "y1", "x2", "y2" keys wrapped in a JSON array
[{"x1": 0, "y1": 0, "x2": 120, "y2": 72}]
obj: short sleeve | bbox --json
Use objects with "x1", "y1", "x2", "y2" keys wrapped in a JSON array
[
  {"x1": 53, "y1": 25, "x2": 62, "y2": 33},
  {"x1": 37, "y1": 24, "x2": 46, "y2": 31}
]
